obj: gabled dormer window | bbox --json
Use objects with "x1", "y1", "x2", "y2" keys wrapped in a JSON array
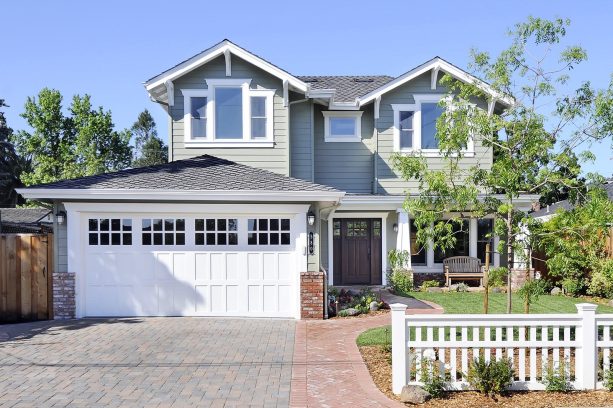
[
  {"x1": 392, "y1": 94, "x2": 474, "y2": 156},
  {"x1": 182, "y1": 79, "x2": 275, "y2": 147}
]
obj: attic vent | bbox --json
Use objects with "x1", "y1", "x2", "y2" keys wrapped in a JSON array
[
  {"x1": 353, "y1": 78, "x2": 374, "y2": 83},
  {"x1": 303, "y1": 78, "x2": 319, "y2": 83}
]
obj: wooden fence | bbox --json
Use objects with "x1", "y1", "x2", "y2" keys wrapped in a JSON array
[
  {"x1": 0, "y1": 234, "x2": 53, "y2": 322},
  {"x1": 391, "y1": 303, "x2": 611, "y2": 393}
]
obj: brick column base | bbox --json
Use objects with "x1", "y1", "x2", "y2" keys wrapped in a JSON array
[
  {"x1": 413, "y1": 272, "x2": 445, "y2": 288},
  {"x1": 300, "y1": 271, "x2": 325, "y2": 319},
  {"x1": 53, "y1": 271, "x2": 76, "y2": 319},
  {"x1": 510, "y1": 268, "x2": 534, "y2": 290}
]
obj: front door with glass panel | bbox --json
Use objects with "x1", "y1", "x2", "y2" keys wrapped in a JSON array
[{"x1": 333, "y1": 218, "x2": 382, "y2": 285}]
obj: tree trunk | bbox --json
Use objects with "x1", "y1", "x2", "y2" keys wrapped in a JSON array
[
  {"x1": 484, "y1": 243, "x2": 490, "y2": 314},
  {"x1": 506, "y1": 207, "x2": 513, "y2": 314}
]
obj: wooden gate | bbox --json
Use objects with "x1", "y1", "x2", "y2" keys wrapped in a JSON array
[{"x1": 0, "y1": 233, "x2": 53, "y2": 322}]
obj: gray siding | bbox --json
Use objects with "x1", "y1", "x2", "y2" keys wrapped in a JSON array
[
  {"x1": 313, "y1": 104, "x2": 374, "y2": 193},
  {"x1": 290, "y1": 101, "x2": 313, "y2": 181},
  {"x1": 375, "y1": 72, "x2": 493, "y2": 195},
  {"x1": 55, "y1": 202, "x2": 68, "y2": 273},
  {"x1": 170, "y1": 55, "x2": 290, "y2": 175}
]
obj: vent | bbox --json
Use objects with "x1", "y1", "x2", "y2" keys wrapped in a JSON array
[
  {"x1": 353, "y1": 78, "x2": 374, "y2": 83},
  {"x1": 303, "y1": 78, "x2": 319, "y2": 83}
]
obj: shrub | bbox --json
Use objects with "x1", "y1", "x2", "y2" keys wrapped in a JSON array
[
  {"x1": 420, "y1": 358, "x2": 447, "y2": 398},
  {"x1": 467, "y1": 357, "x2": 514, "y2": 397},
  {"x1": 588, "y1": 259, "x2": 613, "y2": 299},
  {"x1": 421, "y1": 280, "x2": 440, "y2": 292},
  {"x1": 338, "y1": 309, "x2": 349, "y2": 317},
  {"x1": 543, "y1": 364, "x2": 572, "y2": 392},
  {"x1": 456, "y1": 282, "x2": 469, "y2": 292},
  {"x1": 604, "y1": 368, "x2": 613, "y2": 391},
  {"x1": 487, "y1": 267, "x2": 507, "y2": 288},
  {"x1": 391, "y1": 270, "x2": 414, "y2": 294}
]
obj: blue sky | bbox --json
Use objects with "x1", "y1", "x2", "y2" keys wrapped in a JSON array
[{"x1": 2, "y1": 0, "x2": 611, "y2": 175}]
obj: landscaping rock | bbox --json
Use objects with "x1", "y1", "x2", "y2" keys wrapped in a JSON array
[
  {"x1": 448, "y1": 284, "x2": 459, "y2": 291},
  {"x1": 609, "y1": 299, "x2": 613, "y2": 308},
  {"x1": 399, "y1": 385, "x2": 431, "y2": 404},
  {"x1": 369, "y1": 301, "x2": 379, "y2": 312},
  {"x1": 426, "y1": 287, "x2": 443, "y2": 293},
  {"x1": 342, "y1": 308, "x2": 360, "y2": 316},
  {"x1": 491, "y1": 287, "x2": 504, "y2": 293},
  {"x1": 551, "y1": 287, "x2": 563, "y2": 296}
]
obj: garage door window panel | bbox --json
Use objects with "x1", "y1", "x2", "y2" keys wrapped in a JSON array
[
  {"x1": 142, "y1": 218, "x2": 185, "y2": 246},
  {"x1": 195, "y1": 218, "x2": 238, "y2": 246},
  {"x1": 248, "y1": 218, "x2": 291, "y2": 246},
  {"x1": 88, "y1": 218, "x2": 132, "y2": 246}
]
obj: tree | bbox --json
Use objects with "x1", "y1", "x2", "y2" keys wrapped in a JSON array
[
  {"x1": 392, "y1": 17, "x2": 613, "y2": 313},
  {"x1": 0, "y1": 99, "x2": 26, "y2": 207},
  {"x1": 131, "y1": 109, "x2": 167, "y2": 167},
  {"x1": 13, "y1": 88, "x2": 133, "y2": 186}
]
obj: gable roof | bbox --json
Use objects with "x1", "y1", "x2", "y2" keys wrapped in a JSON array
[
  {"x1": 298, "y1": 75, "x2": 394, "y2": 103},
  {"x1": 0, "y1": 208, "x2": 51, "y2": 224},
  {"x1": 358, "y1": 57, "x2": 514, "y2": 107},
  {"x1": 17, "y1": 155, "x2": 344, "y2": 202},
  {"x1": 530, "y1": 180, "x2": 613, "y2": 219},
  {"x1": 145, "y1": 39, "x2": 309, "y2": 100}
]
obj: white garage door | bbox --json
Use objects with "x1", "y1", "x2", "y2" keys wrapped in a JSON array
[{"x1": 80, "y1": 213, "x2": 301, "y2": 318}]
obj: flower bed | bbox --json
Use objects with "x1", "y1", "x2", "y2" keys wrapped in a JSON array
[{"x1": 327, "y1": 287, "x2": 389, "y2": 318}]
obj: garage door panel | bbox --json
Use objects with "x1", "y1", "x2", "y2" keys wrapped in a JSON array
[{"x1": 83, "y1": 214, "x2": 299, "y2": 318}]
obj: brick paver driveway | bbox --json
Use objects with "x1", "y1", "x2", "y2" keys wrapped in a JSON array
[{"x1": 0, "y1": 318, "x2": 295, "y2": 407}]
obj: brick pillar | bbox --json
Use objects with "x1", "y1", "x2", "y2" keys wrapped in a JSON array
[
  {"x1": 53, "y1": 271, "x2": 76, "y2": 319},
  {"x1": 510, "y1": 268, "x2": 534, "y2": 290},
  {"x1": 300, "y1": 271, "x2": 325, "y2": 319}
]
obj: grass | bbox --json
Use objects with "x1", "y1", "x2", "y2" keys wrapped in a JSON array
[{"x1": 356, "y1": 292, "x2": 613, "y2": 347}]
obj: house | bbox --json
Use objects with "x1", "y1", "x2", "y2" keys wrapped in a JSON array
[
  {"x1": 17, "y1": 39, "x2": 536, "y2": 320},
  {"x1": 0, "y1": 208, "x2": 52, "y2": 234}
]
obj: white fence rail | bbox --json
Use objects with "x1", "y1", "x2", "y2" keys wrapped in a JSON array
[{"x1": 391, "y1": 303, "x2": 613, "y2": 394}]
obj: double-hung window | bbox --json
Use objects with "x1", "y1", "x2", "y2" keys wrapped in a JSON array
[
  {"x1": 322, "y1": 111, "x2": 363, "y2": 142},
  {"x1": 182, "y1": 79, "x2": 275, "y2": 146},
  {"x1": 392, "y1": 94, "x2": 474, "y2": 156}
]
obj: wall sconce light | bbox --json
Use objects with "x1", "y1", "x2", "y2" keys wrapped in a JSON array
[
  {"x1": 393, "y1": 223, "x2": 398, "y2": 233},
  {"x1": 307, "y1": 211, "x2": 315, "y2": 226},
  {"x1": 56, "y1": 211, "x2": 66, "y2": 225}
]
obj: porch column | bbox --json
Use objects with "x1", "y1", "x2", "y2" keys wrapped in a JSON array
[
  {"x1": 396, "y1": 210, "x2": 412, "y2": 269},
  {"x1": 469, "y1": 218, "x2": 478, "y2": 259}
]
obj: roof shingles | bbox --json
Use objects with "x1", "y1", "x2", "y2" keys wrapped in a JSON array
[
  {"x1": 297, "y1": 75, "x2": 394, "y2": 102},
  {"x1": 22, "y1": 155, "x2": 340, "y2": 193}
]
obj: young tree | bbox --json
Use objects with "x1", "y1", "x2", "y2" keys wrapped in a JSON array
[
  {"x1": 0, "y1": 99, "x2": 26, "y2": 207},
  {"x1": 13, "y1": 88, "x2": 133, "y2": 186},
  {"x1": 131, "y1": 109, "x2": 167, "y2": 167},
  {"x1": 392, "y1": 17, "x2": 613, "y2": 313}
]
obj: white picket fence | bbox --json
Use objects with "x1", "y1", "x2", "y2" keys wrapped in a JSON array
[{"x1": 391, "y1": 303, "x2": 613, "y2": 394}]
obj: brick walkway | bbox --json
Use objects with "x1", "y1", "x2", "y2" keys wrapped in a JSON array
[
  {"x1": 0, "y1": 318, "x2": 295, "y2": 407},
  {"x1": 290, "y1": 306, "x2": 443, "y2": 408}
]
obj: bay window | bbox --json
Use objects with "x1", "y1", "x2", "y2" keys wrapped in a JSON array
[{"x1": 182, "y1": 79, "x2": 274, "y2": 146}]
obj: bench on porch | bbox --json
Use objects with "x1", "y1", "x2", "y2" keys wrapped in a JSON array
[{"x1": 443, "y1": 256, "x2": 483, "y2": 287}]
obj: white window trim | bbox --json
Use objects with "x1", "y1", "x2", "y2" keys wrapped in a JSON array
[
  {"x1": 392, "y1": 94, "x2": 475, "y2": 157},
  {"x1": 322, "y1": 111, "x2": 363, "y2": 142},
  {"x1": 181, "y1": 78, "x2": 275, "y2": 148}
]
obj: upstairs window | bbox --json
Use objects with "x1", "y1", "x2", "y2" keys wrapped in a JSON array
[
  {"x1": 392, "y1": 94, "x2": 473, "y2": 156},
  {"x1": 322, "y1": 111, "x2": 363, "y2": 142},
  {"x1": 182, "y1": 79, "x2": 274, "y2": 146}
]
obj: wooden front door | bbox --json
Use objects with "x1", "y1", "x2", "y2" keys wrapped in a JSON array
[{"x1": 333, "y1": 219, "x2": 382, "y2": 285}]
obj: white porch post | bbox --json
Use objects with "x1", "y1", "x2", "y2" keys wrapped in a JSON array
[
  {"x1": 391, "y1": 303, "x2": 408, "y2": 394},
  {"x1": 396, "y1": 210, "x2": 411, "y2": 269},
  {"x1": 576, "y1": 303, "x2": 598, "y2": 390},
  {"x1": 469, "y1": 218, "x2": 478, "y2": 258}
]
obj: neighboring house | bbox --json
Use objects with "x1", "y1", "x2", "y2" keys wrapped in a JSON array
[
  {"x1": 0, "y1": 208, "x2": 52, "y2": 234},
  {"x1": 17, "y1": 39, "x2": 536, "y2": 320}
]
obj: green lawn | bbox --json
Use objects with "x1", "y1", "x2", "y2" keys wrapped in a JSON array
[{"x1": 356, "y1": 292, "x2": 613, "y2": 347}]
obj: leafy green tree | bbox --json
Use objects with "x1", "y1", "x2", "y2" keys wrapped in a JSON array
[
  {"x1": 392, "y1": 17, "x2": 613, "y2": 312},
  {"x1": 13, "y1": 88, "x2": 133, "y2": 186},
  {"x1": 536, "y1": 187, "x2": 613, "y2": 296},
  {"x1": 0, "y1": 99, "x2": 26, "y2": 206},
  {"x1": 131, "y1": 109, "x2": 167, "y2": 167}
]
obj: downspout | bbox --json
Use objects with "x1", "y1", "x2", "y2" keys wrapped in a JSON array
[{"x1": 288, "y1": 98, "x2": 310, "y2": 178}]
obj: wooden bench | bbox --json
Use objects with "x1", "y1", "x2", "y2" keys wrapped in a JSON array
[{"x1": 443, "y1": 256, "x2": 483, "y2": 287}]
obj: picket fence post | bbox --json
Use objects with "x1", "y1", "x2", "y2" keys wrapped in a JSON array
[
  {"x1": 391, "y1": 303, "x2": 408, "y2": 394},
  {"x1": 576, "y1": 303, "x2": 598, "y2": 390}
]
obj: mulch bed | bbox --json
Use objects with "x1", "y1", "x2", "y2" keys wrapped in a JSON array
[
  {"x1": 359, "y1": 345, "x2": 613, "y2": 407},
  {"x1": 330, "y1": 309, "x2": 390, "y2": 319}
]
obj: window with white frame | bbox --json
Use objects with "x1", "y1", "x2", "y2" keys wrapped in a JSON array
[
  {"x1": 322, "y1": 111, "x2": 363, "y2": 142},
  {"x1": 195, "y1": 218, "x2": 238, "y2": 246},
  {"x1": 182, "y1": 79, "x2": 274, "y2": 146},
  {"x1": 392, "y1": 94, "x2": 474, "y2": 156},
  {"x1": 247, "y1": 218, "x2": 291, "y2": 246}
]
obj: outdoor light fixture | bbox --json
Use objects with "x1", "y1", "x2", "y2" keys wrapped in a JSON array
[
  {"x1": 55, "y1": 211, "x2": 66, "y2": 225},
  {"x1": 307, "y1": 211, "x2": 315, "y2": 226},
  {"x1": 393, "y1": 223, "x2": 398, "y2": 232}
]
